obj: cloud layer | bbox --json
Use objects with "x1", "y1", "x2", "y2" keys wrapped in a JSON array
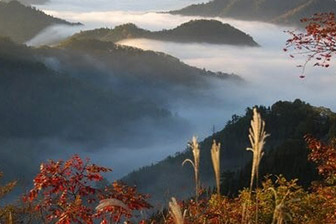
[
  {"x1": 35, "y1": 0, "x2": 207, "y2": 12},
  {"x1": 23, "y1": 5, "x2": 336, "y2": 179}
]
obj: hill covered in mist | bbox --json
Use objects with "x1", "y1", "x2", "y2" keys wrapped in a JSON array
[
  {"x1": 122, "y1": 100, "x2": 336, "y2": 204},
  {"x1": 170, "y1": 0, "x2": 336, "y2": 26},
  {"x1": 0, "y1": 36, "x2": 240, "y2": 187},
  {"x1": 57, "y1": 38, "x2": 241, "y2": 84},
  {"x1": 0, "y1": 0, "x2": 80, "y2": 43},
  {"x1": 71, "y1": 20, "x2": 258, "y2": 46}
]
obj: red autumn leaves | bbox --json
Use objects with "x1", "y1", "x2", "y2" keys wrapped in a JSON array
[
  {"x1": 23, "y1": 155, "x2": 151, "y2": 224},
  {"x1": 285, "y1": 12, "x2": 336, "y2": 77}
]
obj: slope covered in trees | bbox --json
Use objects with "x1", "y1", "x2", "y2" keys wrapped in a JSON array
[
  {"x1": 122, "y1": 100, "x2": 336, "y2": 204},
  {"x1": 71, "y1": 20, "x2": 258, "y2": 46},
  {"x1": 57, "y1": 38, "x2": 241, "y2": 85},
  {"x1": 170, "y1": 0, "x2": 336, "y2": 26},
  {"x1": 0, "y1": 0, "x2": 80, "y2": 43},
  {"x1": 0, "y1": 37, "x2": 240, "y2": 186},
  {"x1": 0, "y1": 36, "x2": 183, "y2": 177}
]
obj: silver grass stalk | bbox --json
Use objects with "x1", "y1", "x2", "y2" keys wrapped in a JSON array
[
  {"x1": 211, "y1": 140, "x2": 221, "y2": 195},
  {"x1": 241, "y1": 202, "x2": 248, "y2": 224},
  {"x1": 247, "y1": 108, "x2": 270, "y2": 191},
  {"x1": 169, "y1": 197, "x2": 185, "y2": 224},
  {"x1": 182, "y1": 136, "x2": 200, "y2": 201},
  {"x1": 269, "y1": 188, "x2": 291, "y2": 224},
  {"x1": 8, "y1": 211, "x2": 12, "y2": 224},
  {"x1": 96, "y1": 198, "x2": 130, "y2": 212}
]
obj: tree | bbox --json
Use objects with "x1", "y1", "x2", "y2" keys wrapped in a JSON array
[
  {"x1": 23, "y1": 155, "x2": 151, "y2": 224},
  {"x1": 304, "y1": 135, "x2": 336, "y2": 223},
  {"x1": 285, "y1": 12, "x2": 336, "y2": 77},
  {"x1": 0, "y1": 172, "x2": 17, "y2": 223}
]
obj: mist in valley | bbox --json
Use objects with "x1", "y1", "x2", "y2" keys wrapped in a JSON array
[
  {"x1": 2, "y1": 0, "x2": 336, "y2": 203},
  {"x1": 32, "y1": 0, "x2": 207, "y2": 12}
]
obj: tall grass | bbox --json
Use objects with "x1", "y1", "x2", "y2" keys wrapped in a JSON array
[
  {"x1": 169, "y1": 197, "x2": 185, "y2": 224},
  {"x1": 174, "y1": 109, "x2": 271, "y2": 224},
  {"x1": 247, "y1": 108, "x2": 269, "y2": 191},
  {"x1": 182, "y1": 136, "x2": 200, "y2": 202},
  {"x1": 247, "y1": 107, "x2": 269, "y2": 223},
  {"x1": 95, "y1": 198, "x2": 129, "y2": 212},
  {"x1": 8, "y1": 211, "x2": 12, "y2": 224},
  {"x1": 211, "y1": 140, "x2": 221, "y2": 195},
  {"x1": 269, "y1": 187, "x2": 291, "y2": 224}
]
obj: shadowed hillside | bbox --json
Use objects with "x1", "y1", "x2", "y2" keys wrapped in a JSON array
[
  {"x1": 57, "y1": 38, "x2": 242, "y2": 85},
  {"x1": 71, "y1": 20, "x2": 259, "y2": 46},
  {"x1": 0, "y1": 37, "x2": 183, "y2": 180},
  {"x1": 0, "y1": 36, "x2": 241, "y2": 187},
  {"x1": 170, "y1": 0, "x2": 336, "y2": 26},
  {"x1": 0, "y1": 0, "x2": 81, "y2": 43}
]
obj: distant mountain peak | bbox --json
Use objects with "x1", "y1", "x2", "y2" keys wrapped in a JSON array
[
  {"x1": 70, "y1": 19, "x2": 259, "y2": 46},
  {"x1": 0, "y1": 0, "x2": 81, "y2": 43},
  {"x1": 170, "y1": 0, "x2": 336, "y2": 26}
]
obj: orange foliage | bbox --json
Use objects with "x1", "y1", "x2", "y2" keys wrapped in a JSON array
[
  {"x1": 23, "y1": 155, "x2": 151, "y2": 224},
  {"x1": 285, "y1": 13, "x2": 336, "y2": 75}
]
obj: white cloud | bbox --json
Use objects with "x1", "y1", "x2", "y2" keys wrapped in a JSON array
[{"x1": 25, "y1": 24, "x2": 83, "y2": 47}]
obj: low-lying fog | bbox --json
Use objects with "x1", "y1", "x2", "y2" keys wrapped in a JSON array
[
  {"x1": 33, "y1": 0, "x2": 207, "y2": 12},
  {"x1": 21, "y1": 3, "x2": 336, "y2": 180}
]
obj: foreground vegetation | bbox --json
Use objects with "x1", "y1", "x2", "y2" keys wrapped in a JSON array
[
  {"x1": 0, "y1": 106, "x2": 335, "y2": 223},
  {"x1": 147, "y1": 109, "x2": 336, "y2": 224},
  {"x1": 123, "y1": 100, "x2": 334, "y2": 204}
]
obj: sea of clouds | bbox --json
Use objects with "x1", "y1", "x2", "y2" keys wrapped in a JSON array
[{"x1": 24, "y1": 0, "x2": 336, "y2": 179}]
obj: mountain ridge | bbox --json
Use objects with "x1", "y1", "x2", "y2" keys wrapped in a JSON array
[
  {"x1": 71, "y1": 20, "x2": 259, "y2": 46},
  {"x1": 170, "y1": 0, "x2": 336, "y2": 26},
  {"x1": 0, "y1": 36, "x2": 242, "y2": 185},
  {"x1": 0, "y1": 0, "x2": 81, "y2": 43},
  {"x1": 57, "y1": 37, "x2": 243, "y2": 84}
]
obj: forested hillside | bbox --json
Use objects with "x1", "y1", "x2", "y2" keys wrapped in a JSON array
[
  {"x1": 123, "y1": 100, "x2": 336, "y2": 204},
  {"x1": 170, "y1": 0, "x2": 336, "y2": 26},
  {"x1": 0, "y1": 1, "x2": 80, "y2": 43},
  {"x1": 71, "y1": 20, "x2": 258, "y2": 46},
  {"x1": 57, "y1": 38, "x2": 241, "y2": 85},
  {"x1": 0, "y1": 37, "x2": 186, "y2": 182},
  {"x1": 0, "y1": 36, "x2": 240, "y2": 185}
]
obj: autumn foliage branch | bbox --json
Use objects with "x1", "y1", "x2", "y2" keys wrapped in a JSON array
[{"x1": 285, "y1": 12, "x2": 336, "y2": 77}]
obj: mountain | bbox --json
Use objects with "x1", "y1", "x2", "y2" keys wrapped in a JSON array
[
  {"x1": 122, "y1": 100, "x2": 336, "y2": 204},
  {"x1": 57, "y1": 38, "x2": 242, "y2": 85},
  {"x1": 2, "y1": 0, "x2": 49, "y2": 5},
  {"x1": 71, "y1": 20, "x2": 259, "y2": 46},
  {"x1": 170, "y1": 0, "x2": 336, "y2": 26},
  {"x1": 0, "y1": 37, "x2": 183, "y2": 180},
  {"x1": 0, "y1": 1, "x2": 81, "y2": 43},
  {"x1": 0, "y1": 36, "x2": 241, "y2": 187},
  {"x1": 14, "y1": 0, "x2": 49, "y2": 5}
]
